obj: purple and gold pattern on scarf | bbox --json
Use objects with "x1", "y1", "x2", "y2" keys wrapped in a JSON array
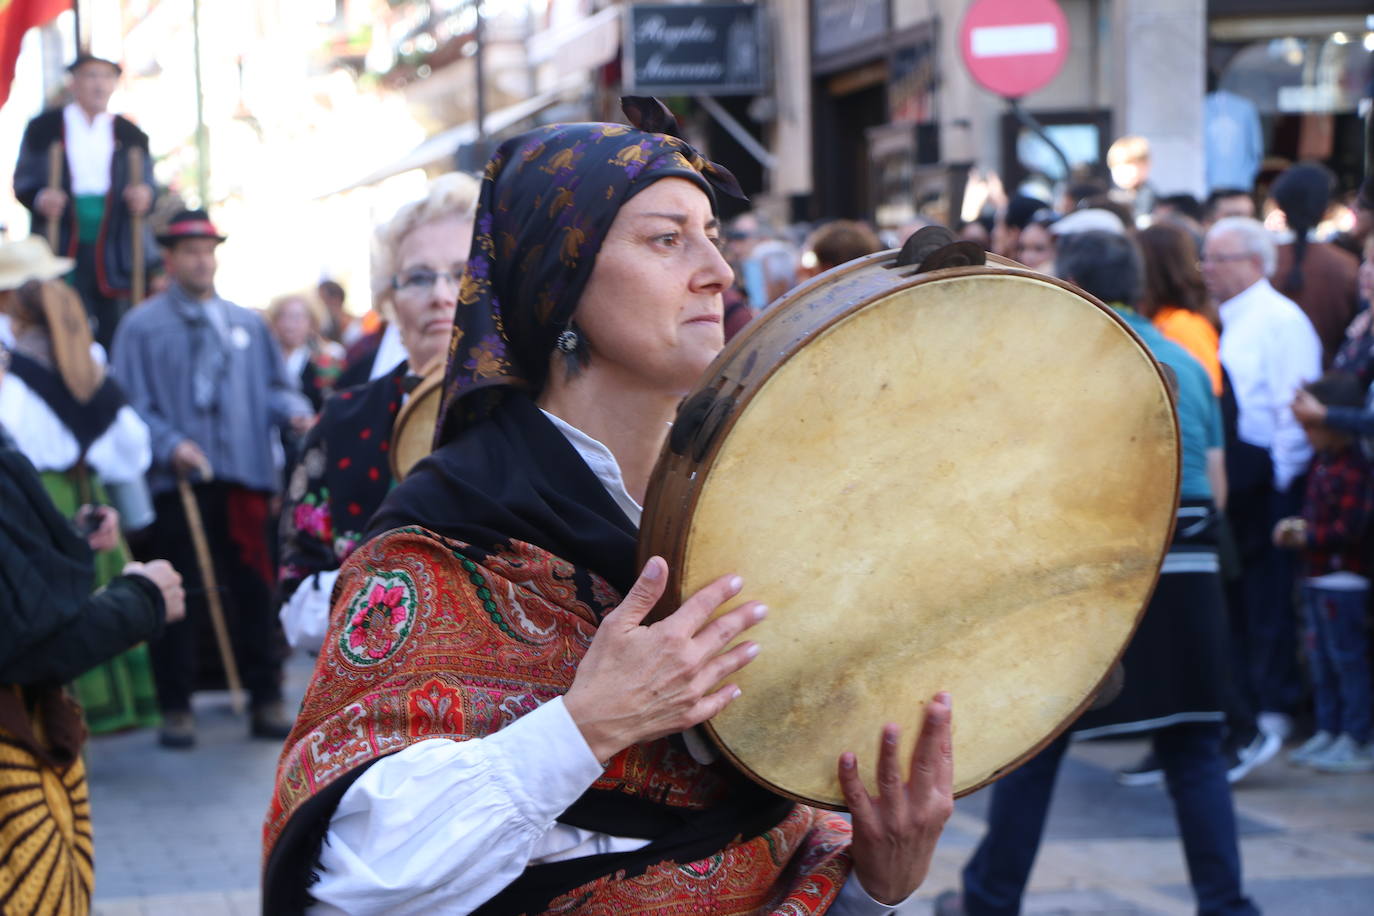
[{"x1": 434, "y1": 98, "x2": 745, "y2": 448}]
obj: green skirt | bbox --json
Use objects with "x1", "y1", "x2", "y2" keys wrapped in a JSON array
[{"x1": 40, "y1": 470, "x2": 161, "y2": 734}]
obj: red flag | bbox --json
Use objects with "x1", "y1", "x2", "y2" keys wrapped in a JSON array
[{"x1": 0, "y1": 0, "x2": 71, "y2": 108}]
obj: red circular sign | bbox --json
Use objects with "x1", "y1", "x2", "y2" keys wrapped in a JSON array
[{"x1": 959, "y1": 0, "x2": 1070, "y2": 99}]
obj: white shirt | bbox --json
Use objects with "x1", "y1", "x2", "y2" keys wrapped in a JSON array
[
  {"x1": 62, "y1": 103, "x2": 115, "y2": 196},
  {"x1": 1218, "y1": 278, "x2": 1322, "y2": 491},
  {"x1": 283, "y1": 345, "x2": 310, "y2": 384},
  {"x1": 0, "y1": 363, "x2": 150, "y2": 483},
  {"x1": 368, "y1": 322, "x2": 406, "y2": 381},
  {"x1": 308, "y1": 416, "x2": 913, "y2": 915}
]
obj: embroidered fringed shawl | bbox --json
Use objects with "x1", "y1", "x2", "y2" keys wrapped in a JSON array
[{"x1": 263, "y1": 526, "x2": 852, "y2": 914}]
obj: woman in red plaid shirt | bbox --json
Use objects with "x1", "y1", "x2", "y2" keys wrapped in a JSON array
[{"x1": 1274, "y1": 370, "x2": 1374, "y2": 773}]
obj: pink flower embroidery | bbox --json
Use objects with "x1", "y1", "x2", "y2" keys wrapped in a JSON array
[{"x1": 348, "y1": 583, "x2": 409, "y2": 660}]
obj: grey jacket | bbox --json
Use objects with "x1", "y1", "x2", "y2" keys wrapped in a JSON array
[{"x1": 111, "y1": 285, "x2": 310, "y2": 495}]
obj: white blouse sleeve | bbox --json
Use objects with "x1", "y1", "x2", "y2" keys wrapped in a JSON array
[
  {"x1": 85, "y1": 405, "x2": 151, "y2": 483},
  {"x1": 307, "y1": 696, "x2": 608, "y2": 916},
  {"x1": 832, "y1": 872, "x2": 921, "y2": 915},
  {"x1": 304, "y1": 695, "x2": 913, "y2": 916},
  {"x1": 280, "y1": 570, "x2": 339, "y2": 653}
]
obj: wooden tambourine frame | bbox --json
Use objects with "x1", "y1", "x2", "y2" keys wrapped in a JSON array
[{"x1": 390, "y1": 367, "x2": 445, "y2": 482}]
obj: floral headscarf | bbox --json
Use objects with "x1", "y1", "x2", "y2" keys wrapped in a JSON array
[{"x1": 434, "y1": 97, "x2": 745, "y2": 447}]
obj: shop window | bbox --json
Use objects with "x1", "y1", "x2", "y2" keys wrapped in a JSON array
[
  {"x1": 998, "y1": 110, "x2": 1111, "y2": 198},
  {"x1": 1218, "y1": 32, "x2": 1372, "y2": 116}
]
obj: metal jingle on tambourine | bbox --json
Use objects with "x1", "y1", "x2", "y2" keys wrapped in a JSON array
[
  {"x1": 894, "y1": 225, "x2": 957, "y2": 268},
  {"x1": 916, "y1": 240, "x2": 988, "y2": 273}
]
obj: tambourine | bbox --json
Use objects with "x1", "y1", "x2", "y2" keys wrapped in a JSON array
[
  {"x1": 639, "y1": 230, "x2": 1180, "y2": 808},
  {"x1": 389, "y1": 364, "x2": 445, "y2": 482}
]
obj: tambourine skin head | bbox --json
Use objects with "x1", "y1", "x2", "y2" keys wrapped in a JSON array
[{"x1": 641, "y1": 260, "x2": 1179, "y2": 809}]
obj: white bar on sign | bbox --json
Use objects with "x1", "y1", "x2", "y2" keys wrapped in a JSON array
[{"x1": 971, "y1": 23, "x2": 1057, "y2": 58}]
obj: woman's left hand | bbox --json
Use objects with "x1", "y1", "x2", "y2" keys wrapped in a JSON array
[{"x1": 838, "y1": 693, "x2": 954, "y2": 906}]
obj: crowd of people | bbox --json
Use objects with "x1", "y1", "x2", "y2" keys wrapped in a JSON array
[{"x1": 0, "y1": 53, "x2": 1371, "y2": 916}]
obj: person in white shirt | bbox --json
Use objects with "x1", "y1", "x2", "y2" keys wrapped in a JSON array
[
  {"x1": 12, "y1": 53, "x2": 157, "y2": 351},
  {"x1": 1203, "y1": 216, "x2": 1322, "y2": 733},
  {"x1": 263, "y1": 103, "x2": 953, "y2": 916}
]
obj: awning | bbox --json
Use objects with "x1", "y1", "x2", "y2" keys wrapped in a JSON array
[
  {"x1": 527, "y1": 5, "x2": 621, "y2": 76},
  {"x1": 324, "y1": 78, "x2": 580, "y2": 195}
]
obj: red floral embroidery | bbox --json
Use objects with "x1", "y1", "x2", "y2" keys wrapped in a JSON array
[
  {"x1": 407, "y1": 679, "x2": 465, "y2": 739},
  {"x1": 348, "y1": 583, "x2": 409, "y2": 660}
]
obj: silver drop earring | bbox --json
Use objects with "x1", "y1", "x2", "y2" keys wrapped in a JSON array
[{"x1": 556, "y1": 329, "x2": 580, "y2": 352}]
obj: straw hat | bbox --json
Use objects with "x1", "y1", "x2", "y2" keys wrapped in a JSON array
[{"x1": 0, "y1": 237, "x2": 74, "y2": 292}]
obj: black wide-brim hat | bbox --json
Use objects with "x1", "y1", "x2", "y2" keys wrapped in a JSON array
[
  {"x1": 157, "y1": 209, "x2": 227, "y2": 246},
  {"x1": 67, "y1": 53, "x2": 122, "y2": 75}
]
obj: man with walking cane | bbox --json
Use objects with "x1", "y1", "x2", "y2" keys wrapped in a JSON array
[
  {"x1": 12, "y1": 53, "x2": 158, "y2": 351},
  {"x1": 111, "y1": 210, "x2": 314, "y2": 749}
]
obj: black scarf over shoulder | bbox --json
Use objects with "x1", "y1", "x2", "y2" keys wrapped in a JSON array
[
  {"x1": 5, "y1": 352, "x2": 126, "y2": 459},
  {"x1": 370, "y1": 391, "x2": 640, "y2": 596}
]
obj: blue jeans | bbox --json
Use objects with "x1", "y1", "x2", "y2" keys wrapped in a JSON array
[
  {"x1": 1301, "y1": 584, "x2": 1373, "y2": 743},
  {"x1": 961, "y1": 724, "x2": 1259, "y2": 916}
]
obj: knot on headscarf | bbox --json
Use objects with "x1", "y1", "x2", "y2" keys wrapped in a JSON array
[{"x1": 433, "y1": 98, "x2": 745, "y2": 448}]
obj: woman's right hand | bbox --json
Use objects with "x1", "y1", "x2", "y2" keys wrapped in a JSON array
[
  {"x1": 123, "y1": 559, "x2": 186, "y2": 624},
  {"x1": 562, "y1": 556, "x2": 766, "y2": 763}
]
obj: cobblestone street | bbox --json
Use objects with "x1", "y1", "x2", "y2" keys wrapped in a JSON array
[{"x1": 86, "y1": 653, "x2": 1374, "y2": 915}]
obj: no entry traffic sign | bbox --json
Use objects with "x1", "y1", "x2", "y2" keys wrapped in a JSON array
[{"x1": 959, "y1": 0, "x2": 1070, "y2": 99}]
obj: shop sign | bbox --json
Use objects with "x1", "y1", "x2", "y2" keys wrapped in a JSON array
[
  {"x1": 625, "y1": 4, "x2": 764, "y2": 95},
  {"x1": 1276, "y1": 85, "x2": 1341, "y2": 113}
]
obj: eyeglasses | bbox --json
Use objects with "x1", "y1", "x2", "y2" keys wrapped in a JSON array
[
  {"x1": 392, "y1": 268, "x2": 464, "y2": 294},
  {"x1": 1199, "y1": 253, "x2": 1253, "y2": 265}
]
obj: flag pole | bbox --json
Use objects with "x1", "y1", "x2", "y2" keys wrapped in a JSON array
[{"x1": 192, "y1": 0, "x2": 209, "y2": 206}]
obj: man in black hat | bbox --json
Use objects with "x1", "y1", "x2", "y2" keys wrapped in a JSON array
[
  {"x1": 112, "y1": 210, "x2": 314, "y2": 749},
  {"x1": 12, "y1": 53, "x2": 158, "y2": 351}
]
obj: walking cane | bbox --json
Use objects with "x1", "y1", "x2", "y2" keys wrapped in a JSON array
[
  {"x1": 176, "y1": 470, "x2": 247, "y2": 716},
  {"x1": 45, "y1": 141, "x2": 64, "y2": 249},
  {"x1": 128, "y1": 146, "x2": 146, "y2": 305}
]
